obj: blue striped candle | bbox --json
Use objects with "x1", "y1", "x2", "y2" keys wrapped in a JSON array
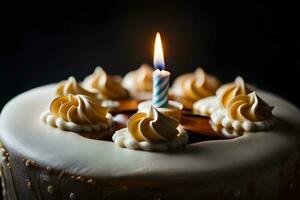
[
  {"x1": 152, "y1": 69, "x2": 170, "y2": 107},
  {"x1": 152, "y1": 32, "x2": 170, "y2": 107}
]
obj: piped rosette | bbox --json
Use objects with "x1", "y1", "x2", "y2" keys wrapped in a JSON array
[
  {"x1": 211, "y1": 92, "x2": 275, "y2": 137},
  {"x1": 112, "y1": 107, "x2": 188, "y2": 151},
  {"x1": 82, "y1": 67, "x2": 134, "y2": 111},
  {"x1": 41, "y1": 94, "x2": 114, "y2": 138},
  {"x1": 56, "y1": 76, "x2": 97, "y2": 99},
  {"x1": 193, "y1": 76, "x2": 250, "y2": 117},
  {"x1": 170, "y1": 68, "x2": 221, "y2": 109},
  {"x1": 83, "y1": 67, "x2": 129, "y2": 100},
  {"x1": 122, "y1": 64, "x2": 153, "y2": 100},
  {"x1": 56, "y1": 76, "x2": 120, "y2": 111},
  {"x1": 217, "y1": 76, "x2": 252, "y2": 109}
]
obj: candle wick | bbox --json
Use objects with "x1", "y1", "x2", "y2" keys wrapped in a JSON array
[{"x1": 156, "y1": 65, "x2": 163, "y2": 71}]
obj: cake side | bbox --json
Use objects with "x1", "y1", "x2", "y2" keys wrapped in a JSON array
[
  {"x1": 1, "y1": 145, "x2": 300, "y2": 200},
  {"x1": 0, "y1": 84, "x2": 300, "y2": 188}
]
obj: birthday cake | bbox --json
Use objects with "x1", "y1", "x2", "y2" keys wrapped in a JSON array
[{"x1": 1, "y1": 33, "x2": 300, "y2": 200}]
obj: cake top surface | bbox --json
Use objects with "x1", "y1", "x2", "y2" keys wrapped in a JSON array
[{"x1": 1, "y1": 84, "x2": 300, "y2": 187}]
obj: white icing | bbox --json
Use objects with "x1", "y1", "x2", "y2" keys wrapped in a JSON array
[
  {"x1": 210, "y1": 122, "x2": 242, "y2": 138},
  {"x1": 0, "y1": 84, "x2": 300, "y2": 187},
  {"x1": 210, "y1": 109, "x2": 275, "y2": 133},
  {"x1": 192, "y1": 96, "x2": 219, "y2": 116},
  {"x1": 112, "y1": 128, "x2": 188, "y2": 152},
  {"x1": 40, "y1": 111, "x2": 113, "y2": 133}
]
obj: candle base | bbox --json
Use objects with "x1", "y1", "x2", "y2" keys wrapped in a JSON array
[{"x1": 138, "y1": 100, "x2": 183, "y2": 121}]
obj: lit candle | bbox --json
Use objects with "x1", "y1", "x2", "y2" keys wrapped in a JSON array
[{"x1": 152, "y1": 32, "x2": 170, "y2": 108}]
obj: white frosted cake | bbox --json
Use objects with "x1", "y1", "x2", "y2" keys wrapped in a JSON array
[
  {"x1": 0, "y1": 30, "x2": 300, "y2": 200},
  {"x1": 0, "y1": 79, "x2": 300, "y2": 200}
]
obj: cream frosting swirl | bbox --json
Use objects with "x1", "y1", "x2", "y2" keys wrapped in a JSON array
[
  {"x1": 227, "y1": 92, "x2": 273, "y2": 122},
  {"x1": 122, "y1": 64, "x2": 153, "y2": 92},
  {"x1": 41, "y1": 94, "x2": 113, "y2": 132},
  {"x1": 211, "y1": 92, "x2": 274, "y2": 134},
  {"x1": 192, "y1": 96, "x2": 219, "y2": 117},
  {"x1": 83, "y1": 67, "x2": 129, "y2": 100},
  {"x1": 128, "y1": 107, "x2": 180, "y2": 142},
  {"x1": 217, "y1": 76, "x2": 251, "y2": 109},
  {"x1": 112, "y1": 107, "x2": 188, "y2": 151},
  {"x1": 56, "y1": 76, "x2": 97, "y2": 99},
  {"x1": 171, "y1": 68, "x2": 221, "y2": 101}
]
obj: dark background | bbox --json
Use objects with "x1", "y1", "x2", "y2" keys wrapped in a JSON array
[
  {"x1": 0, "y1": 2, "x2": 298, "y2": 199},
  {"x1": 0, "y1": 1, "x2": 299, "y2": 111}
]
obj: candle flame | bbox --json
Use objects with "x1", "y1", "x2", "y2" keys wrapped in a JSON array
[{"x1": 154, "y1": 32, "x2": 165, "y2": 70}]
